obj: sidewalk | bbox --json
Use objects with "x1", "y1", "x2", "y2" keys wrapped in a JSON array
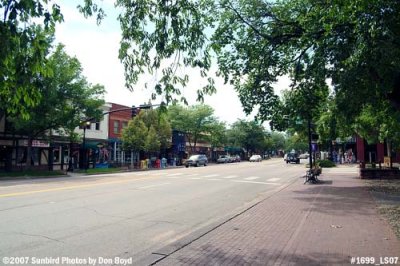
[{"x1": 153, "y1": 167, "x2": 400, "y2": 265}]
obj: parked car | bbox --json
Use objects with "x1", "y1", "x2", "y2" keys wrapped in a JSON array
[
  {"x1": 185, "y1": 154, "x2": 208, "y2": 167},
  {"x1": 233, "y1": 155, "x2": 241, "y2": 162},
  {"x1": 249, "y1": 154, "x2": 262, "y2": 162},
  {"x1": 217, "y1": 155, "x2": 229, "y2": 163},
  {"x1": 299, "y1": 153, "x2": 309, "y2": 159},
  {"x1": 227, "y1": 155, "x2": 235, "y2": 163},
  {"x1": 286, "y1": 153, "x2": 300, "y2": 164}
]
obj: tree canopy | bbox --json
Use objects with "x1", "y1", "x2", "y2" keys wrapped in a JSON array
[
  {"x1": 0, "y1": 0, "x2": 63, "y2": 118},
  {"x1": 121, "y1": 107, "x2": 172, "y2": 156},
  {"x1": 226, "y1": 120, "x2": 268, "y2": 156},
  {"x1": 121, "y1": 117, "x2": 147, "y2": 152},
  {"x1": 4, "y1": 0, "x2": 400, "y2": 147},
  {"x1": 107, "y1": 0, "x2": 400, "y2": 145},
  {"x1": 167, "y1": 104, "x2": 218, "y2": 152},
  {"x1": 8, "y1": 44, "x2": 105, "y2": 138},
  {"x1": 7, "y1": 44, "x2": 105, "y2": 167},
  {"x1": 139, "y1": 108, "x2": 172, "y2": 152}
]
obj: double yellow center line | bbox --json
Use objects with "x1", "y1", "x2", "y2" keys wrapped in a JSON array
[{"x1": 0, "y1": 176, "x2": 155, "y2": 198}]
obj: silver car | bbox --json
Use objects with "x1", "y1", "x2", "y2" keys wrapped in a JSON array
[
  {"x1": 249, "y1": 154, "x2": 262, "y2": 162},
  {"x1": 185, "y1": 154, "x2": 208, "y2": 167},
  {"x1": 217, "y1": 155, "x2": 229, "y2": 163}
]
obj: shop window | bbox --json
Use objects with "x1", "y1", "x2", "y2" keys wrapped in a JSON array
[
  {"x1": 63, "y1": 148, "x2": 69, "y2": 164},
  {"x1": 79, "y1": 123, "x2": 91, "y2": 130},
  {"x1": 113, "y1": 121, "x2": 120, "y2": 134},
  {"x1": 95, "y1": 121, "x2": 100, "y2": 130},
  {"x1": 53, "y1": 148, "x2": 60, "y2": 162}
]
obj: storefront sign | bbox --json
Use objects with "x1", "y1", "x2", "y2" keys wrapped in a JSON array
[
  {"x1": 312, "y1": 143, "x2": 318, "y2": 152},
  {"x1": 22, "y1": 140, "x2": 50, "y2": 147}
]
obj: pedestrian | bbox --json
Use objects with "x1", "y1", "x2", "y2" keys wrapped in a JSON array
[
  {"x1": 333, "y1": 150, "x2": 337, "y2": 163},
  {"x1": 67, "y1": 156, "x2": 74, "y2": 172},
  {"x1": 348, "y1": 149, "x2": 353, "y2": 164}
]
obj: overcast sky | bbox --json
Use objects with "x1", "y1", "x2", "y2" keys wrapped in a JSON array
[{"x1": 54, "y1": 0, "x2": 289, "y2": 126}]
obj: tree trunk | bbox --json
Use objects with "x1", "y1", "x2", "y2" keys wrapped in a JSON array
[
  {"x1": 67, "y1": 141, "x2": 74, "y2": 171},
  {"x1": 186, "y1": 134, "x2": 193, "y2": 154},
  {"x1": 386, "y1": 140, "x2": 393, "y2": 168},
  {"x1": 25, "y1": 138, "x2": 33, "y2": 170}
]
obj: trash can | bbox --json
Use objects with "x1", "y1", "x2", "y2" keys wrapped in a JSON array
[
  {"x1": 140, "y1": 160, "x2": 147, "y2": 169},
  {"x1": 161, "y1": 158, "x2": 167, "y2": 168}
]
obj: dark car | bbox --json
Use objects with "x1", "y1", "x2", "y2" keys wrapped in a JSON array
[
  {"x1": 233, "y1": 155, "x2": 241, "y2": 162},
  {"x1": 185, "y1": 154, "x2": 208, "y2": 167},
  {"x1": 286, "y1": 153, "x2": 300, "y2": 164}
]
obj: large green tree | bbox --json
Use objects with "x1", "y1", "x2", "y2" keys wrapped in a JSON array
[
  {"x1": 167, "y1": 104, "x2": 220, "y2": 153},
  {"x1": 85, "y1": 0, "x2": 400, "y2": 145},
  {"x1": 121, "y1": 117, "x2": 147, "y2": 152},
  {"x1": 226, "y1": 120, "x2": 267, "y2": 156},
  {"x1": 0, "y1": 1, "x2": 63, "y2": 118},
  {"x1": 139, "y1": 107, "x2": 172, "y2": 154},
  {"x1": 285, "y1": 133, "x2": 308, "y2": 154},
  {"x1": 270, "y1": 132, "x2": 287, "y2": 154},
  {"x1": 144, "y1": 126, "x2": 161, "y2": 154},
  {"x1": 121, "y1": 107, "x2": 172, "y2": 161},
  {"x1": 7, "y1": 44, "x2": 105, "y2": 168},
  {"x1": 10, "y1": 1, "x2": 399, "y2": 147},
  {"x1": 207, "y1": 121, "x2": 226, "y2": 149}
]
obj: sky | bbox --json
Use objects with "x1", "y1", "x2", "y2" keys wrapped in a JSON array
[{"x1": 54, "y1": 0, "x2": 290, "y2": 126}]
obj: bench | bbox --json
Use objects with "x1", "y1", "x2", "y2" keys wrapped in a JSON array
[{"x1": 304, "y1": 168, "x2": 320, "y2": 184}]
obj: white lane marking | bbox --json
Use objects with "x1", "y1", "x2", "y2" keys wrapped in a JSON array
[
  {"x1": 190, "y1": 178, "x2": 201, "y2": 180},
  {"x1": 138, "y1": 183, "x2": 170, "y2": 189},
  {"x1": 222, "y1": 175, "x2": 238, "y2": 179},
  {"x1": 203, "y1": 174, "x2": 220, "y2": 178},
  {"x1": 186, "y1": 173, "x2": 200, "y2": 177},
  {"x1": 267, "y1": 178, "x2": 281, "y2": 182},
  {"x1": 152, "y1": 172, "x2": 166, "y2": 176},
  {"x1": 133, "y1": 172, "x2": 147, "y2": 176},
  {"x1": 166, "y1": 176, "x2": 183, "y2": 179},
  {"x1": 207, "y1": 178, "x2": 221, "y2": 181},
  {"x1": 244, "y1": 176, "x2": 260, "y2": 180},
  {"x1": 165, "y1": 173, "x2": 184, "y2": 177},
  {"x1": 233, "y1": 180, "x2": 280, "y2": 185}
]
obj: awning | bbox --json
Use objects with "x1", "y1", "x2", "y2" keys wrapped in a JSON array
[
  {"x1": 224, "y1": 146, "x2": 243, "y2": 152},
  {"x1": 84, "y1": 141, "x2": 107, "y2": 149}
]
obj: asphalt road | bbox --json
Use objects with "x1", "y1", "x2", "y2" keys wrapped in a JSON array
[{"x1": 0, "y1": 158, "x2": 307, "y2": 265}]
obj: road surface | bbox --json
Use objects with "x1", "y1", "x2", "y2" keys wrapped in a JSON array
[{"x1": 0, "y1": 158, "x2": 307, "y2": 265}]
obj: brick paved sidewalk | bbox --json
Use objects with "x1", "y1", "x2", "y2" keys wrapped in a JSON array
[{"x1": 153, "y1": 168, "x2": 400, "y2": 265}]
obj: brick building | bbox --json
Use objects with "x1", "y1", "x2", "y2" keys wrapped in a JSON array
[{"x1": 107, "y1": 103, "x2": 135, "y2": 166}]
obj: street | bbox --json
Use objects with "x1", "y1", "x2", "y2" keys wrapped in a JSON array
[{"x1": 0, "y1": 158, "x2": 306, "y2": 265}]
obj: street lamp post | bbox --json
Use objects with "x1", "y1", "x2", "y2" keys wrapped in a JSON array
[
  {"x1": 306, "y1": 118, "x2": 319, "y2": 183},
  {"x1": 82, "y1": 121, "x2": 91, "y2": 171},
  {"x1": 308, "y1": 119, "x2": 313, "y2": 171}
]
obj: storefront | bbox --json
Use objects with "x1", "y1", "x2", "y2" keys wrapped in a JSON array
[{"x1": 83, "y1": 140, "x2": 110, "y2": 168}]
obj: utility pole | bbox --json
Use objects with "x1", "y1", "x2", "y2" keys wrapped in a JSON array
[{"x1": 308, "y1": 119, "x2": 313, "y2": 170}]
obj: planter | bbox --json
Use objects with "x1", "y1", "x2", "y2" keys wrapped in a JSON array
[{"x1": 359, "y1": 168, "x2": 400, "y2": 179}]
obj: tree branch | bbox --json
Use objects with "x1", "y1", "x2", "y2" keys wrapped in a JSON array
[
  {"x1": 224, "y1": 2, "x2": 270, "y2": 41},
  {"x1": 3, "y1": 0, "x2": 14, "y2": 22}
]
